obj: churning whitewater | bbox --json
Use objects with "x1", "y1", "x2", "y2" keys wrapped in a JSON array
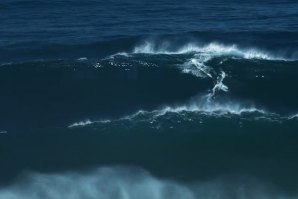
[{"x1": 1, "y1": 167, "x2": 297, "y2": 199}]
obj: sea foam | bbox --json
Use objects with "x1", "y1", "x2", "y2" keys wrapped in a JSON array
[{"x1": 0, "y1": 167, "x2": 295, "y2": 199}]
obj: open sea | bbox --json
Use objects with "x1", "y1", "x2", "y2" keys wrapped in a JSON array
[{"x1": 1, "y1": 0, "x2": 298, "y2": 198}]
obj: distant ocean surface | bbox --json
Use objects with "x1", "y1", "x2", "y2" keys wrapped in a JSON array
[{"x1": 1, "y1": 0, "x2": 298, "y2": 198}]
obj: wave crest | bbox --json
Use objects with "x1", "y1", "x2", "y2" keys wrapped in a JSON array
[
  {"x1": 132, "y1": 41, "x2": 288, "y2": 78},
  {"x1": 68, "y1": 71, "x2": 268, "y2": 128},
  {"x1": 68, "y1": 96, "x2": 267, "y2": 129},
  {"x1": 133, "y1": 42, "x2": 281, "y2": 60}
]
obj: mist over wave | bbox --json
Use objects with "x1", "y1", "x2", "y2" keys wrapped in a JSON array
[
  {"x1": 133, "y1": 41, "x2": 281, "y2": 59},
  {"x1": 0, "y1": 167, "x2": 296, "y2": 199}
]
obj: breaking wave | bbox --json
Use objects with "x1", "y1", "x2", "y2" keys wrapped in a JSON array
[
  {"x1": 133, "y1": 42, "x2": 286, "y2": 60},
  {"x1": 0, "y1": 167, "x2": 296, "y2": 199},
  {"x1": 118, "y1": 41, "x2": 292, "y2": 79},
  {"x1": 68, "y1": 75, "x2": 268, "y2": 129},
  {"x1": 68, "y1": 99, "x2": 268, "y2": 129}
]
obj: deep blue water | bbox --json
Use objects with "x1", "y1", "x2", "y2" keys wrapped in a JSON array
[{"x1": 1, "y1": 1, "x2": 298, "y2": 198}]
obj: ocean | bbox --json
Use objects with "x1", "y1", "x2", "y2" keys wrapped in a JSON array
[{"x1": 0, "y1": 0, "x2": 298, "y2": 198}]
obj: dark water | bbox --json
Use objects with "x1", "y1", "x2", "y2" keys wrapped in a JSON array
[{"x1": 1, "y1": 0, "x2": 298, "y2": 198}]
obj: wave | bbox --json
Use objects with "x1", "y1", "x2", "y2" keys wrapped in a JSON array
[
  {"x1": 132, "y1": 41, "x2": 297, "y2": 79},
  {"x1": 117, "y1": 70, "x2": 266, "y2": 119},
  {"x1": 133, "y1": 42, "x2": 287, "y2": 60},
  {"x1": 68, "y1": 84, "x2": 268, "y2": 129},
  {"x1": 68, "y1": 101, "x2": 269, "y2": 129},
  {"x1": 67, "y1": 55, "x2": 298, "y2": 129},
  {"x1": 1, "y1": 39, "x2": 298, "y2": 132},
  {"x1": 0, "y1": 166, "x2": 295, "y2": 199},
  {"x1": 117, "y1": 41, "x2": 293, "y2": 79}
]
